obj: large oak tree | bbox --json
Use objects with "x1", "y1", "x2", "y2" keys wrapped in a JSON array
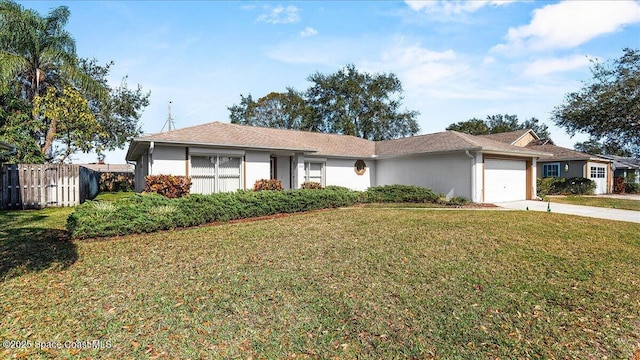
[
  {"x1": 553, "y1": 48, "x2": 640, "y2": 157},
  {"x1": 229, "y1": 64, "x2": 420, "y2": 140}
]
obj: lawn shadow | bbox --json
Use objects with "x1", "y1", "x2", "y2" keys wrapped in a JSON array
[{"x1": 0, "y1": 218, "x2": 77, "y2": 282}]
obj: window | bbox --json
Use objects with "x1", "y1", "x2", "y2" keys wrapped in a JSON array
[
  {"x1": 542, "y1": 163, "x2": 560, "y2": 178},
  {"x1": 354, "y1": 160, "x2": 366, "y2": 175},
  {"x1": 304, "y1": 162, "x2": 324, "y2": 185},
  {"x1": 191, "y1": 155, "x2": 242, "y2": 194},
  {"x1": 590, "y1": 166, "x2": 605, "y2": 179}
]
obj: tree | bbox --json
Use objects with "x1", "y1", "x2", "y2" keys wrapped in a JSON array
[
  {"x1": 229, "y1": 88, "x2": 309, "y2": 130},
  {"x1": 574, "y1": 137, "x2": 631, "y2": 156},
  {"x1": 0, "y1": 1, "x2": 149, "y2": 162},
  {"x1": 229, "y1": 64, "x2": 420, "y2": 140},
  {"x1": 446, "y1": 114, "x2": 551, "y2": 138},
  {"x1": 553, "y1": 48, "x2": 640, "y2": 157},
  {"x1": 305, "y1": 64, "x2": 419, "y2": 140},
  {"x1": 0, "y1": 89, "x2": 43, "y2": 163},
  {"x1": 446, "y1": 118, "x2": 490, "y2": 135}
]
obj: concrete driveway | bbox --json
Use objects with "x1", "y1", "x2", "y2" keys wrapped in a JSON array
[{"x1": 496, "y1": 200, "x2": 640, "y2": 223}]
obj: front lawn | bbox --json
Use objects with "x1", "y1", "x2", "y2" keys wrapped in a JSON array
[
  {"x1": 1, "y1": 208, "x2": 639, "y2": 358},
  {"x1": 549, "y1": 195, "x2": 640, "y2": 211}
]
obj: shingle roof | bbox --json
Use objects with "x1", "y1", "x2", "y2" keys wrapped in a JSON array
[
  {"x1": 132, "y1": 121, "x2": 376, "y2": 158},
  {"x1": 376, "y1": 130, "x2": 550, "y2": 157},
  {"x1": 81, "y1": 164, "x2": 135, "y2": 173},
  {"x1": 127, "y1": 122, "x2": 551, "y2": 161},
  {"x1": 478, "y1": 129, "x2": 532, "y2": 144},
  {"x1": 527, "y1": 144, "x2": 610, "y2": 162}
]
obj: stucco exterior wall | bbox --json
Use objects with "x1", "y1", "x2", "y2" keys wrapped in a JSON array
[
  {"x1": 245, "y1": 151, "x2": 270, "y2": 190},
  {"x1": 325, "y1": 158, "x2": 375, "y2": 191},
  {"x1": 152, "y1": 145, "x2": 187, "y2": 176},
  {"x1": 376, "y1": 153, "x2": 473, "y2": 200}
]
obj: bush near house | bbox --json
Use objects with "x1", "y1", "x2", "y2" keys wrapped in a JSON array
[
  {"x1": 537, "y1": 177, "x2": 596, "y2": 197},
  {"x1": 67, "y1": 185, "x2": 469, "y2": 239},
  {"x1": 100, "y1": 172, "x2": 134, "y2": 192},
  {"x1": 613, "y1": 177, "x2": 626, "y2": 194},
  {"x1": 301, "y1": 181, "x2": 324, "y2": 189},
  {"x1": 364, "y1": 184, "x2": 441, "y2": 203},
  {"x1": 253, "y1": 179, "x2": 283, "y2": 191},
  {"x1": 144, "y1": 175, "x2": 192, "y2": 198},
  {"x1": 626, "y1": 182, "x2": 640, "y2": 194}
]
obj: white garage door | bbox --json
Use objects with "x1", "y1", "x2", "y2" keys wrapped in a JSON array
[{"x1": 484, "y1": 159, "x2": 527, "y2": 203}]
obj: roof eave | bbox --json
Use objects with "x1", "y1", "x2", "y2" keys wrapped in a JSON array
[{"x1": 126, "y1": 138, "x2": 319, "y2": 160}]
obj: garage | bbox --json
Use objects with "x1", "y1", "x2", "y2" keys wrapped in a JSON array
[{"x1": 484, "y1": 158, "x2": 527, "y2": 203}]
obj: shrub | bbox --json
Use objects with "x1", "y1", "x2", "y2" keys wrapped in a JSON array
[
  {"x1": 100, "y1": 172, "x2": 134, "y2": 192},
  {"x1": 537, "y1": 177, "x2": 595, "y2": 197},
  {"x1": 68, "y1": 188, "x2": 362, "y2": 239},
  {"x1": 301, "y1": 181, "x2": 323, "y2": 189},
  {"x1": 364, "y1": 185, "x2": 441, "y2": 203},
  {"x1": 253, "y1": 179, "x2": 283, "y2": 191},
  {"x1": 447, "y1": 196, "x2": 470, "y2": 206},
  {"x1": 67, "y1": 184, "x2": 469, "y2": 240},
  {"x1": 144, "y1": 175, "x2": 192, "y2": 198},
  {"x1": 613, "y1": 177, "x2": 625, "y2": 194},
  {"x1": 625, "y1": 182, "x2": 640, "y2": 194}
]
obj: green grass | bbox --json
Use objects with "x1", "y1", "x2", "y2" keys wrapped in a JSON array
[
  {"x1": 93, "y1": 191, "x2": 135, "y2": 202},
  {"x1": 549, "y1": 195, "x2": 640, "y2": 211},
  {"x1": 1, "y1": 207, "x2": 640, "y2": 358}
]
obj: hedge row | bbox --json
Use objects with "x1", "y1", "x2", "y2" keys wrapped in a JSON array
[
  {"x1": 67, "y1": 185, "x2": 468, "y2": 240},
  {"x1": 537, "y1": 177, "x2": 596, "y2": 197}
]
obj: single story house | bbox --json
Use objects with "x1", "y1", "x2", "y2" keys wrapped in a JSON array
[
  {"x1": 480, "y1": 129, "x2": 613, "y2": 194},
  {"x1": 126, "y1": 122, "x2": 553, "y2": 203}
]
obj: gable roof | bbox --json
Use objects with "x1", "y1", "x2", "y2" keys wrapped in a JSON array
[
  {"x1": 376, "y1": 130, "x2": 550, "y2": 158},
  {"x1": 479, "y1": 129, "x2": 535, "y2": 145},
  {"x1": 127, "y1": 121, "x2": 376, "y2": 159},
  {"x1": 126, "y1": 121, "x2": 551, "y2": 161}
]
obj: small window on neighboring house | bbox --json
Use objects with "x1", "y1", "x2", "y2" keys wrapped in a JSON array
[
  {"x1": 354, "y1": 160, "x2": 366, "y2": 175},
  {"x1": 543, "y1": 163, "x2": 560, "y2": 178}
]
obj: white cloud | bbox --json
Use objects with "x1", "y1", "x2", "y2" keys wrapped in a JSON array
[
  {"x1": 405, "y1": 0, "x2": 515, "y2": 15},
  {"x1": 300, "y1": 26, "x2": 318, "y2": 37},
  {"x1": 257, "y1": 5, "x2": 300, "y2": 24},
  {"x1": 522, "y1": 54, "x2": 592, "y2": 77},
  {"x1": 494, "y1": 1, "x2": 640, "y2": 53}
]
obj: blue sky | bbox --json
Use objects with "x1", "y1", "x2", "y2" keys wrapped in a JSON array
[{"x1": 18, "y1": 0, "x2": 640, "y2": 163}]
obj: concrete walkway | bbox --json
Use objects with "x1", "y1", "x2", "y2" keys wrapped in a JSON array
[{"x1": 496, "y1": 200, "x2": 640, "y2": 223}]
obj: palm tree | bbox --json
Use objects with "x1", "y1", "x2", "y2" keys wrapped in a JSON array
[{"x1": 0, "y1": 0, "x2": 103, "y2": 157}]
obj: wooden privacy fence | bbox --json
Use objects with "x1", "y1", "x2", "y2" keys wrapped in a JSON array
[{"x1": 0, "y1": 164, "x2": 100, "y2": 210}]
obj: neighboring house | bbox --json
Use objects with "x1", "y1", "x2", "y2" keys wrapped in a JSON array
[
  {"x1": 126, "y1": 122, "x2": 551, "y2": 203},
  {"x1": 81, "y1": 163, "x2": 135, "y2": 173},
  {"x1": 481, "y1": 129, "x2": 613, "y2": 194},
  {"x1": 596, "y1": 154, "x2": 640, "y2": 184}
]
